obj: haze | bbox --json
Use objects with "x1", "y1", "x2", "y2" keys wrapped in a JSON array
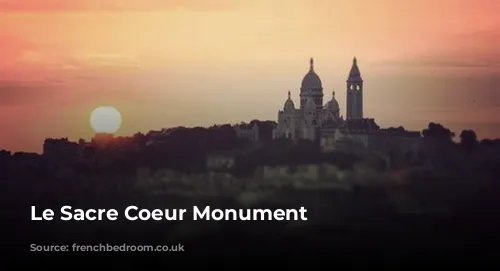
[{"x1": 1, "y1": 0, "x2": 499, "y2": 152}]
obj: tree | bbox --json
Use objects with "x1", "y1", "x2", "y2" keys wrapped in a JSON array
[
  {"x1": 460, "y1": 129, "x2": 478, "y2": 150},
  {"x1": 422, "y1": 122, "x2": 455, "y2": 141}
]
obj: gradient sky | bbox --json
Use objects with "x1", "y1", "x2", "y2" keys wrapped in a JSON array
[{"x1": 1, "y1": 0, "x2": 499, "y2": 152}]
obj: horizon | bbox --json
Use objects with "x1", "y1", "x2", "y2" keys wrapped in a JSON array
[
  {"x1": 4, "y1": 117, "x2": 495, "y2": 155},
  {"x1": 1, "y1": 0, "x2": 500, "y2": 153}
]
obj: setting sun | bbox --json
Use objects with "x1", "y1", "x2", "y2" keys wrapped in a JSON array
[{"x1": 89, "y1": 106, "x2": 122, "y2": 134}]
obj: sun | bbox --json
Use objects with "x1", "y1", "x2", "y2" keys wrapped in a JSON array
[{"x1": 89, "y1": 106, "x2": 122, "y2": 134}]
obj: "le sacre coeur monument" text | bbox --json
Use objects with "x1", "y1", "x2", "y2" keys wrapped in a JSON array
[{"x1": 31, "y1": 206, "x2": 308, "y2": 221}]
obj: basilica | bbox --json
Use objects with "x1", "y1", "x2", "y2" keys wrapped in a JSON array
[
  {"x1": 272, "y1": 57, "x2": 367, "y2": 142},
  {"x1": 221, "y1": 57, "x2": 422, "y2": 155}
]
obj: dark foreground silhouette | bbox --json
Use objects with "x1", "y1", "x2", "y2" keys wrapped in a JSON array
[{"x1": 2, "y1": 123, "x2": 500, "y2": 264}]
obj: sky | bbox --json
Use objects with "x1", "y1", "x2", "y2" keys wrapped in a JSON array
[{"x1": 1, "y1": 0, "x2": 499, "y2": 152}]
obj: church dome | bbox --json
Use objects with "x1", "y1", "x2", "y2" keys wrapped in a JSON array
[
  {"x1": 325, "y1": 90, "x2": 339, "y2": 111},
  {"x1": 283, "y1": 91, "x2": 295, "y2": 111},
  {"x1": 301, "y1": 58, "x2": 322, "y2": 90}
]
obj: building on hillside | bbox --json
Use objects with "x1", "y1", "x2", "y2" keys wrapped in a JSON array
[
  {"x1": 146, "y1": 128, "x2": 182, "y2": 146},
  {"x1": 272, "y1": 57, "x2": 422, "y2": 154},
  {"x1": 206, "y1": 152, "x2": 237, "y2": 170},
  {"x1": 272, "y1": 57, "x2": 344, "y2": 141},
  {"x1": 43, "y1": 138, "x2": 80, "y2": 161},
  {"x1": 322, "y1": 126, "x2": 422, "y2": 155},
  {"x1": 206, "y1": 144, "x2": 262, "y2": 171},
  {"x1": 10, "y1": 152, "x2": 46, "y2": 171},
  {"x1": 320, "y1": 118, "x2": 379, "y2": 151},
  {"x1": 234, "y1": 122, "x2": 259, "y2": 142}
]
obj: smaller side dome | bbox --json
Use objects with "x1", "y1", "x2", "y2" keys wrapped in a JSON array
[
  {"x1": 283, "y1": 91, "x2": 295, "y2": 111},
  {"x1": 325, "y1": 90, "x2": 339, "y2": 111}
]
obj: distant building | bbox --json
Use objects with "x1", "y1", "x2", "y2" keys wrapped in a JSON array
[
  {"x1": 206, "y1": 152, "x2": 236, "y2": 170},
  {"x1": 146, "y1": 128, "x2": 181, "y2": 145},
  {"x1": 206, "y1": 145, "x2": 260, "y2": 171},
  {"x1": 43, "y1": 138, "x2": 80, "y2": 160},
  {"x1": 234, "y1": 123, "x2": 259, "y2": 142},
  {"x1": 272, "y1": 57, "x2": 349, "y2": 141},
  {"x1": 11, "y1": 152, "x2": 45, "y2": 170},
  {"x1": 272, "y1": 57, "x2": 422, "y2": 153},
  {"x1": 320, "y1": 118, "x2": 380, "y2": 151},
  {"x1": 321, "y1": 126, "x2": 422, "y2": 155}
]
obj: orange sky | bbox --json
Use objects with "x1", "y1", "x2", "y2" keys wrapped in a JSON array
[{"x1": 1, "y1": 0, "x2": 499, "y2": 152}]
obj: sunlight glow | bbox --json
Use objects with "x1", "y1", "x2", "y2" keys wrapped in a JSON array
[{"x1": 89, "y1": 106, "x2": 122, "y2": 134}]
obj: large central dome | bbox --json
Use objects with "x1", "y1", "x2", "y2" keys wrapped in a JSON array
[{"x1": 301, "y1": 58, "x2": 322, "y2": 90}]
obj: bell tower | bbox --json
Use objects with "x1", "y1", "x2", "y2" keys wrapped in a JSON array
[{"x1": 346, "y1": 57, "x2": 363, "y2": 120}]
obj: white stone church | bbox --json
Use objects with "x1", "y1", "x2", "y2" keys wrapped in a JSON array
[
  {"x1": 273, "y1": 57, "x2": 365, "y2": 140},
  {"x1": 271, "y1": 57, "x2": 421, "y2": 153}
]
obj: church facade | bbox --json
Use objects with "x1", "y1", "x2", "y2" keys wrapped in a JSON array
[{"x1": 272, "y1": 57, "x2": 364, "y2": 141}]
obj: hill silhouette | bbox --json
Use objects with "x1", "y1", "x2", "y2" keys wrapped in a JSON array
[{"x1": 1, "y1": 121, "x2": 500, "y2": 263}]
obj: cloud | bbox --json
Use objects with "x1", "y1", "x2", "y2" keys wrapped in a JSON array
[
  {"x1": 0, "y1": 80, "x2": 58, "y2": 106},
  {"x1": 0, "y1": 33, "x2": 39, "y2": 60},
  {"x1": 383, "y1": 57, "x2": 500, "y2": 69},
  {"x1": 69, "y1": 54, "x2": 144, "y2": 70},
  {"x1": 0, "y1": 0, "x2": 238, "y2": 13},
  {"x1": 0, "y1": 75, "x2": 154, "y2": 108},
  {"x1": 391, "y1": 27, "x2": 500, "y2": 70}
]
